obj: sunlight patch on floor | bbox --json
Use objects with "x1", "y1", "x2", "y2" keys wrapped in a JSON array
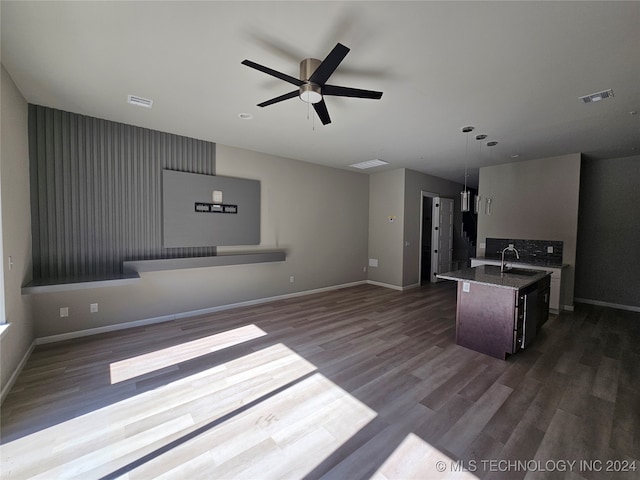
[
  {"x1": 371, "y1": 433, "x2": 479, "y2": 480},
  {"x1": 133, "y1": 372, "x2": 378, "y2": 479},
  {"x1": 109, "y1": 323, "x2": 267, "y2": 383},
  {"x1": 2, "y1": 343, "x2": 314, "y2": 479}
]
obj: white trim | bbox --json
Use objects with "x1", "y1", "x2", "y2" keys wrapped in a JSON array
[
  {"x1": 35, "y1": 280, "x2": 368, "y2": 345},
  {"x1": 174, "y1": 280, "x2": 367, "y2": 319},
  {"x1": 366, "y1": 280, "x2": 403, "y2": 291},
  {"x1": 366, "y1": 280, "x2": 420, "y2": 291},
  {"x1": 36, "y1": 314, "x2": 176, "y2": 345},
  {"x1": 1, "y1": 339, "x2": 35, "y2": 404},
  {"x1": 574, "y1": 298, "x2": 640, "y2": 313}
]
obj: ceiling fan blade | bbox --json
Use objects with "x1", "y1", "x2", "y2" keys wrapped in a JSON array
[
  {"x1": 309, "y1": 43, "x2": 350, "y2": 85},
  {"x1": 242, "y1": 60, "x2": 304, "y2": 87},
  {"x1": 323, "y1": 84, "x2": 383, "y2": 99},
  {"x1": 257, "y1": 90, "x2": 299, "y2": 107},
  {"x1": 313, "y1": 100, "x2": 332, "y2": 125}
]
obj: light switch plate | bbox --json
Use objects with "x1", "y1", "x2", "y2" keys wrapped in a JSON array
[
  {"x1": 547, "y1": 246, "x2": 554, "y2": 253},
  {"x1": 60, "y1": 307, "x2": 69, "y2": 317},
  {"x1": 463, "y1": 282, "x2": 470, "y2": 293}
]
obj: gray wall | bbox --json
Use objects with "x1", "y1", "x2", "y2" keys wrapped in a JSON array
[
  {"x1": 1, "y1": 65, "x2": 34, "y2": 396},
  {"x1": 367, "y1": 169, "x2": 405, "y2": 287},
  {"x1": 477, "y1": 153, "x2": 581, "y2": 308},
  {"x1": 31, "y1": 144, "x2": 370, "y2": 338},
  {"x1": 28, "y1": 105, "x2": 217, "y2": 279},
  {"x1": 575, "y1": 155, "x2": 640, "y2": 308},
  {"x1": 368, "y1": 168, "x2": 464, "y2": 288}
]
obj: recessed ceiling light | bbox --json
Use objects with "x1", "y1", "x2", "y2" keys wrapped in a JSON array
[
  {"x1": 238, "y1": 113, "x2": 253, "y2": 120},
  {"x1": 349, "y1": 159, "x2": 389, "y2": 169},
  {"x1": 127, "y1": 95, "x2": 153, "y2": 108},
  {"x1": 511, "y1": 154, "x2": 520, "y2": 158},
  {"x1": 476, "y1": 134, "x2": 488, "y2": 140},
  {"x1": 487, "y1": 141, "x2": 498, "y2": 147},
  {"x1": 630, "y1": 111, "x2": 638, "y2": 115}
]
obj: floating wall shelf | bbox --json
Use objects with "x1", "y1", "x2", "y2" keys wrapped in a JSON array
[{"x1": 22, "y1": 251, "x2": 286, "y2": 294}]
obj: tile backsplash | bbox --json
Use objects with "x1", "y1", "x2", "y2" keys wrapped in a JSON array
[{"x1": 485, "y1": 238, "x2": 564, "y2": 266}]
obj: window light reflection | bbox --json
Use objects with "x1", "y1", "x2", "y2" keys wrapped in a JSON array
[{"x1": 109, "y1": 323, "x2": 267, "y2": 383}]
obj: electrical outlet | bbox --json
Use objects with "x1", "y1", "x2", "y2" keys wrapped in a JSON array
[
  {"x1": 369, "y1": 258, "x2": 379, "y2": 267},
  {"x1": 60, "y1": 307, "x2": 69, "y2": 318},
  {"x1": 289, "y1": 275, "x2": 295, "y2": 283},
  {"x1": 362, "y1": 266, "x2": 367, "y2": 273},
  {"x1": 547, "y1": 246, "x2": 554, "y2": 254},
  {"x1": 90, "y1": 303, "x2": 99, "y2": 313}
]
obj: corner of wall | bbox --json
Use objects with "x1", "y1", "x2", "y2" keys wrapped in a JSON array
[{"x1": 1, "y1": 65, "x2": 35, "y2": 397}]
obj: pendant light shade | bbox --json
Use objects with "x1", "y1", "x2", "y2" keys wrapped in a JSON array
[
  {"x1": 461, "y1": 190, "x2": 471, "y2": 212},
  {"x1": 460, "y1": 126, "x2": 474, "y2": 213}
]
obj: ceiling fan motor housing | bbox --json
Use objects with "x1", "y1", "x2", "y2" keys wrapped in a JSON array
[
  {"x1": 299, "y1": 58, "x2": 322, "y2": 103},
  {"x1": 242, "y1": 42, "x2": 383, "y2": 125}
]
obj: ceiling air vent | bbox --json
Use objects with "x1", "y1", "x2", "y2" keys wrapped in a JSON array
[
  {"x1": 349, "y1": 159, "x2": 389, "y2": 169},
  {"x1": 579, "y1": 89, "x2": 614, "y2": 104},
  {"x1": 127, "y1": 95, "x2": 153, "y2": 108}
]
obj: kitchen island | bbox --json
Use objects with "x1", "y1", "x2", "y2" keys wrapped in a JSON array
[{"x1": 437, "y1": 265, "x2": 551, "y2": 360}]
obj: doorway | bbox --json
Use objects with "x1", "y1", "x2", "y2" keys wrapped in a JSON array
[{"x1": 420, "y1": 192, "x2": 454, "y2": 284}]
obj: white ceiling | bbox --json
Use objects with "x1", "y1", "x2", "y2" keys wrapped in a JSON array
[{"x1": 2, "y1": 1, "x2": 639, "y2": 187}]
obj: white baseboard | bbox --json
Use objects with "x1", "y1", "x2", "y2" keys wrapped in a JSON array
[
  {"x1": 36, "y1": 280, "x2": 368, "y2": 345},
  {"x1": 1, "y1": 339, "x2": 35, "y2": 404},
  {"x1": 574, "y1": 298, "x2": 640, "y2": 313},
  {"x1": 366, "y1": 280, "x2": 403, "y2": 291},
  {"x1": 366, "y1": 280, "x2": 422, "y2": 291},
  {"x1": 173, "y1": 280, "x2": 367, "y2": 319}
]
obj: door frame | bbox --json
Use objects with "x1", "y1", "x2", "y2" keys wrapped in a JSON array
[{"x1": 418, "y1": 191, "x2": 439, "y2": 285}]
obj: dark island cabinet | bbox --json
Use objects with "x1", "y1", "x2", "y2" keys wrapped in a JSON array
[{"x1": 455, "y1": 274, "x2": 551, "y2": 360}]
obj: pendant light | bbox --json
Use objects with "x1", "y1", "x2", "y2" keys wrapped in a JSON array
[
  {"x1": 474, "y1": 134, "x2": 487, "y2": 214},
  {"x1": 460, "y1": 126, "x2": 474, "y2": 212},
  {"x1": 485, "y1": 140, "x2": 498, "y2": 215}
]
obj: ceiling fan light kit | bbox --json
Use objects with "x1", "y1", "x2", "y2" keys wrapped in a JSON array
[
  {"x1": 299, "y1": 83, "x2": 322, "y2": 104},
  {"x1": 242, "y1": 43, "x2": 383, "y2": 125}
]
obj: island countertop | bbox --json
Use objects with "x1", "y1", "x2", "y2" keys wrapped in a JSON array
[{"x1": 437, "y1": 265, "x2": 551, "y2": 290}]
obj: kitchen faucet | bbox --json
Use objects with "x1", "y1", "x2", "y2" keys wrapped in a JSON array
[{"x1": 501, "y1": 245, "x2": 520, "y2": 273}]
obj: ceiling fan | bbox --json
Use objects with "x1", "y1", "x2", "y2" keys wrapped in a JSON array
[{"x1": 241, "y1": 43, "x2": 383, "y2": 125}]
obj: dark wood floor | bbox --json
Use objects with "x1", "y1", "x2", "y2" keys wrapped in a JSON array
[{"x1": 1, "y1": 282, "x2": 639, "y2": 479}]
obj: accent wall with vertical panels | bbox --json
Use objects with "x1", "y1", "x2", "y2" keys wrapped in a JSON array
[{"x1": 28, "y1": 104, "x2": 217, "y2": 280}]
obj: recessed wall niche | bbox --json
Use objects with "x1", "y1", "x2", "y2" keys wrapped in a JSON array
[{"x1": 28, "y1": 104, "x2": 217, "y2": 280}]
